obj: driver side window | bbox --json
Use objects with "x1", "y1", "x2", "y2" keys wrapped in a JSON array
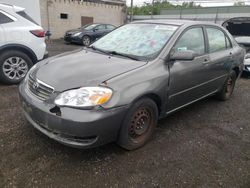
[
  {"x1": 174, "y1": 27, "x2": 205, "y2": 56},
  {"x1": 95, "y1": 25, "x2": 106, "y2": 31}
]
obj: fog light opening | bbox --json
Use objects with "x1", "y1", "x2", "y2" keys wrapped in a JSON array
[{"x1": 50, "y1": 106, "x2": 61, "y2": 116}]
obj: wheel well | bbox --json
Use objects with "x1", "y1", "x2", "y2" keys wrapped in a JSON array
[
  {"x1": 0, "y1": 46, "x2": 37, "y2": 64},
  {"x1": 232, "y1": 67, "x2": 240, "y2": 77},
  {"x1": 138, "y1": 93, "x2": 162, "y2": 116}
]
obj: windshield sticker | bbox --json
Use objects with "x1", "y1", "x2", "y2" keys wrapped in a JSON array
[{"x1": 177, "y1": 47, "x2": 188, "y2": 51}]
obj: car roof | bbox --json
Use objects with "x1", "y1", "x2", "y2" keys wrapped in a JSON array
[
  {"x1": 0, "y1": 3, "x2": 24, "y2": 12},
  {"x1": 132, "y1": 19, "x2": 219, "y2": 27}
]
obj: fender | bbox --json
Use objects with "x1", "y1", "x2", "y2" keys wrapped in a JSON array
[{"x1": 0, "y1": 43, "x2": 38, "y2": 63}]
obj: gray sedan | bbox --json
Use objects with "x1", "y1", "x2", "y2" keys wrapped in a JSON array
[{"x1": 19, "y1": 20, "x2": 245, "y2": 150}]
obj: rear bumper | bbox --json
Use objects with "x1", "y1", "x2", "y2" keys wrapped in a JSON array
[
  {"x1": 43, "y1": 50, "x2": 49, "y2": 59},
  {"x1": 19, "y1": 81, "x2": 129, "y2": 149}
]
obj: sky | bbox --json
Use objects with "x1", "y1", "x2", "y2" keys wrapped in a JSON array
[{"x1": 127, "y1": 0, "x2": 250, "y2": 7}]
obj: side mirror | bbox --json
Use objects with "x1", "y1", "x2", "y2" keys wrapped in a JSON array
[
  {"x1": 170, "y1": 50, "x2": 196, "y2": 61},
  {"x1": 93, "y1": 28, "x2": 98, "y2": 32},
  {"x1": 245, "y1": 53, "x2": 250, "y2": 59}
]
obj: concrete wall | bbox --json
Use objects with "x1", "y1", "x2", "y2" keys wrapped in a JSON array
[
  {"x1": 0, "y1": 0, "x2": 41, "y2": 24},
  {"x1": 40, "y1": 0, "x2": 125, "y2": 39}
]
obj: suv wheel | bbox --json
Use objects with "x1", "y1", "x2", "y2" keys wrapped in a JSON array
[
  {"x1": 0, "y1": 50, "x2": 33, "y2": 84},
  {"x1": 215, "y1": 70, "x2": 237, "y2": 101},
  {"x1": 117, "y1": 98, "x2": 158, "y2": 150}
]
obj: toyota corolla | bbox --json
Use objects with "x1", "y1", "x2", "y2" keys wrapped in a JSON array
[{"x1": 19, "y1": 20, "x2": 244, "y2": 150}]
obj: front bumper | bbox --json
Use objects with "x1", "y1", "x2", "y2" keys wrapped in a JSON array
[
  {"x1": 19, "y1": 82, "x2": 128, "y2": 148},
  {"x1": 64, "y1": 35, "x2": 82, "y2": 44}
]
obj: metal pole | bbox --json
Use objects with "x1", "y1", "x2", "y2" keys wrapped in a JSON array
[
  {"x1": 151, "y1": 0, "x2": 155, "y2": 19},
  {"x1": 130, "y1": 0, "x2": 133, "y2": 22}
]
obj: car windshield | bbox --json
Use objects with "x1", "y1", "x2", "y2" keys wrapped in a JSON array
[
  {"x1": 92, "y1": 23, "x2": 178, "y2": 61},
  {"x1": 82, "y1": 24, "x2": 98, "y2": 30}
]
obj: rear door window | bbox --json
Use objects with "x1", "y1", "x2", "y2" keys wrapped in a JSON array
[
  {"x1": 206, "y1": 27, "x2": 227, "y2": 53},
  {"x1": 174, "y1": 27, "x2": 205, "y2": 56},
  {"x1": 16, "y1": 11, "x2": 38, "y2": 25},
  {"x1": 0, "y1": 12, "x2": 13, "y2": 24}
]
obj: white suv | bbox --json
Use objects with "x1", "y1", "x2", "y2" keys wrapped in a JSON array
[{"x1": 0, "y1": 3, "x2": 47, "y2": 84}]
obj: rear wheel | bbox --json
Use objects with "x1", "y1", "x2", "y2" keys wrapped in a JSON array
[
  {"x1": 82, "y1": 36, "x2": 91, "y2": 46},
  {"x1": 0, "y1": 50, "x2": 33, "y2": 84},
  {"x1": 117, "y1": 98, "x2": 158, "y2": 150},
  {"x1": 215, "y1": 70, "x2": 237, "y2": 101}
]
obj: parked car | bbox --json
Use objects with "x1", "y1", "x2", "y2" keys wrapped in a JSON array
[
  {"x1": 64, "y1": 23, "x2": 116, "y2": 46},
  {"x1": 234, "y1": 36, "x2": 250, "y2": 76},
  {"x1": 0, "y1": 3, "x2": 47, "y2": 84},
  {"x1": 19, "y1": 20, "x2": 244, "y2": 150}
]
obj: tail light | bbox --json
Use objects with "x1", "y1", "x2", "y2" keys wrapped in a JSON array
[{"x1": 30, "y1": 30, "x2": 45, "y2": 38}]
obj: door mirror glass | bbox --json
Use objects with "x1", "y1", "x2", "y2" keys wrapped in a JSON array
[{"x1": 170, "y1": 50, "x2": 196, "y2": 61}]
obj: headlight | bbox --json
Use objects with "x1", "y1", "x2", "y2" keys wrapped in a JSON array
[
  {"x1": 54, "y1": 87, "x2": 112, "y2": 108},
  {"x1": 73, "y1": 32, "x2": 81, "y2": 37}
]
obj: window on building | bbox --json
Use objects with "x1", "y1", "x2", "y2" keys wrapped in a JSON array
[
  {"x1": 0, "y1": 12, "x2": 13, "y2": 24},
  {"x1": 60, "y1": 13, "x2": 68, "y2": 19}
]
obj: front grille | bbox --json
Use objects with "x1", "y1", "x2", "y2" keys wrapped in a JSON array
[
  {"x1": 27, "y1": 75, "x2": 54, "y2": 100},
  {"x1": 65, "y1": 33, "x2": 72, "y2": 37}
]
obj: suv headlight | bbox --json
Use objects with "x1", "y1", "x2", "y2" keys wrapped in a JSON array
[{"x1": 54, "y1": 87, "x2": 112, "y2": 108}]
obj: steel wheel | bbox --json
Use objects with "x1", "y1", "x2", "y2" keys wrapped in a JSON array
[
  {"x1": 117, "y1": 98, "x2": 158, "y2": 150},
  {"x1": 226, "y1": 76, "x2": 233, "y2": 94},
  {"x1": 2, "y1": 57, "x2": 29, "y2": 80},
  {"x1": 215, "y1": 70, "x2": 237, "y2": 101},
  {"x1": 129, "y1": 106, "x2": 152, "y2": 139},
  {"x1": 82, "y1": 36, "x2": 91, "y2": 46}
]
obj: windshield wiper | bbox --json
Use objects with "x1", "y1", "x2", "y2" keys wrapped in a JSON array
[
  {"x1": 88, "y1": 45, "x2": 110, "y2": 55},
  {"x1": 88, "y1": 46, "x2": 141, "y2": 61},
  {"x1": 107, "y1": 51, "x2": 140, "y2": 61}
]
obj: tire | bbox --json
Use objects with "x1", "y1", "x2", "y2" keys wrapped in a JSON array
[
  {"x1": 117, "y1": 98, "x2": 158, "y2": 150},
  {"x1": 215, "y1": 70, "x2": 237, "y2": 101},
  {"x1": 82, "y1": 35, "x2": 91, "y2": 46},
  {"x1": 0, "y1": 50, "x2": 33, "y2": 84}
]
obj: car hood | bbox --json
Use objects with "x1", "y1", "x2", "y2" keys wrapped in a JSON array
[{"x1": 34, "y1": 49, "x2": 147, "y2": 91}]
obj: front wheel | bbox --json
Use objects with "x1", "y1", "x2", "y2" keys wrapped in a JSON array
[
  {"x1": 0, "y1": 50, "x2": 33, "y2": 84},
  {"x1": 117, "y1": 98, "x2": 158, "y2": 150},
  {"x1": 215, "y1": 70, "x2": 237, "y2": 101},
  {"x1": 82, "y1": 36, "x2": 91, "y2": 46}
]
